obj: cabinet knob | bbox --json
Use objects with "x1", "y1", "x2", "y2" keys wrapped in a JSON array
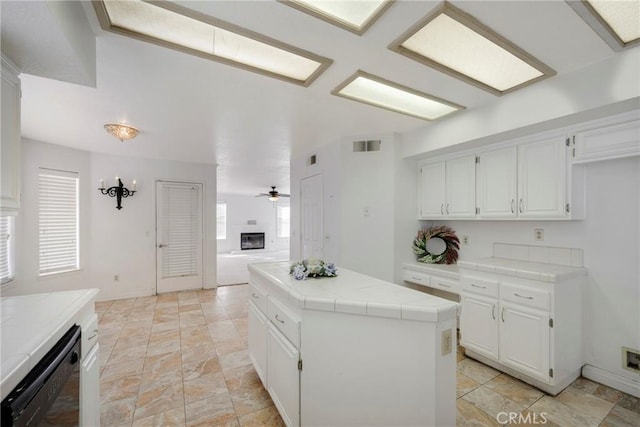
[
  {"x1": 446, "y1": 203, "x2": 450, "y2": 215},
  {"x1": 511, "y1": 199, "x2": 515, "y2": 214},
  {"x1": 519, "y1": 198, "x2": 524, "y2": 213},
  {"x1": 251, "y1": 293, "x2": 259, "y2": 300},
  {"x1": 501, "y1": 307, "x2": 505, "y2": 322},
  {"x1": 440, "y1": 204, "x2": 444, "y2": 215},
  {"x1": 275, "y1": 314, "x2": 285, "y2": 324},
  {"x1": 491, "y1": 305, "x2": 496, "y2": 320}
]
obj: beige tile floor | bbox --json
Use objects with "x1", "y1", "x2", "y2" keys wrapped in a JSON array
[{"x1": 96, "y1": 284, "x2": 640, "y2": 427}]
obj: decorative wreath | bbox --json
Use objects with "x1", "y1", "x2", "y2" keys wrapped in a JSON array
[{"x1": 412, "y1": 226, "x2": 460, "y2": 264}]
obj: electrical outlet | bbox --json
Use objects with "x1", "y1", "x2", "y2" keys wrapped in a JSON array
[
  {"x1": 114, "y1": 275, "x2": 119, "y2": 281},
  {"x1": 534, "y1": 229, "x2": 544, "y2": 241},
  {"x1": 363, "y1": 206, "x2": 370, "y2": 217},
  {"x1": 462, "y1": 235, "x2": 469, "y2": 245},
  {"x1": 441, "y1": 329, "x2": 452, "y2": 356}
]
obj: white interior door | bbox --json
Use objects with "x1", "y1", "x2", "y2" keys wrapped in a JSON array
[
  {"x1": 156, "y1": 181, "x2": 203, "y2": 293},
  {"x1": 300, "y1": 174, "x2": 323, "y2": 259}
]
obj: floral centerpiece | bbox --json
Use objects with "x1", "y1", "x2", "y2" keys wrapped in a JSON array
[
  {"x1": 412, "y1": 226, "x2": 460, "y2": 264},
  {"x1": 290, "y1": 258, "x2": 337, "y2": 280}
]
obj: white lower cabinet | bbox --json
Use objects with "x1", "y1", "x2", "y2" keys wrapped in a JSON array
[
  {"x1": 460, "y1": 293, "x2": 499, "y2": 359},
  {"x1": 267, "y1": 325, "x2": 300, "y2": 427},
  {"x1": 499, "y1": 303, "x2": 549, "y2": 382},
  {"x1": 80, "y1": 343, "x2": 100, "y2": 427},
  {"x1": 460, "y1": 271, "x2": 582, "y2": 395},
  {"x1": 248, "y1": 302, "x2": 268, "y2": 385}
]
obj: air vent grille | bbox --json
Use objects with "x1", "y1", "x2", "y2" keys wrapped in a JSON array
[{"x1": 353, "y1": 140, "x2": 381, "y2": 152}]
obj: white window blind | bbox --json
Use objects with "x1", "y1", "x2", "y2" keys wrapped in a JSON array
[
  {"x1": 216, "y1": 201, "x2": 227, "y2": 240},
  {"x1": 39, "y1": 169, "x2": 79, "y2": 275},
  {"x1": 162, "y1": 184, "x2": 200, "y2": 278},
  {"x1": 277, "y1": 205, "x2": 290, "y2": 238},
  {"x1": 0, "y1": 216, "x2": 14, "y2": 284}
]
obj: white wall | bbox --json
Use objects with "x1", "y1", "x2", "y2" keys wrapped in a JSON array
[
  {"x1": 425, "y1": 156, "x2": 639, "y2": 390},
  {"x1": 291, "y1": 133, "x2": 416, "y2": 283},
  {"x1": 216, "y1": 193, "x2": 289, "y2": 253},
  {"x1": 7, "y1": 139, "x2": 217, "y2": 301}
]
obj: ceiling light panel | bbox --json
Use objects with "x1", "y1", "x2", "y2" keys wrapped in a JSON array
[
  {"x1": 94, "y1": 0, "x2": 332, "y2": 86},
  {"x1": 280, "y1": 0, "x2": 394, "y2": 35},
  {"x1": 332, "y1": 71, "x2": 464, "y2": 121},
  {"x1": 389, "y1": 2, "x2": 556, "y2": 96},
  {"x1": 587, "y1": 0, "x2": 640, "y2": 44}
]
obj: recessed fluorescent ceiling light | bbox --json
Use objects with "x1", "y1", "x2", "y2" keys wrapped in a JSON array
[
  {"x1": 574, "y1": 0, "x2": 640, "y2": 49},
  {"x1": 389, "y1": 2, "x2": 555, "y2": 96},
  {"x1": 94, "y1": 0, "x2": 332, "y2": 86},
  {"x1": 281, "y1": 0, "x2": 394, "y2": 35},
  {"x1": 332, "y1": 71, "x2": 464, "y2": 121}
]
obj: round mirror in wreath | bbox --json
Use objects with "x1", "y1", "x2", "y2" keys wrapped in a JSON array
[{"x1": 412, "y1": 226, "x2": 460, "y2": 264}]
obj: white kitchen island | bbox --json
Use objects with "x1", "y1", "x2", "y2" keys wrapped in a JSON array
[{"x1": 248, "y1": 261, "x2": 459, "y2": 427}]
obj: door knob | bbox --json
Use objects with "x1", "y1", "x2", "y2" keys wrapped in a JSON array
[{"x1": 158, "y1": 243, "x2": 167, "y2": 248}]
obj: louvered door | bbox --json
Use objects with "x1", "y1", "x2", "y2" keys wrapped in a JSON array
[{"x1": 156, "y1": 181, "x2": 203, "y2": 293}]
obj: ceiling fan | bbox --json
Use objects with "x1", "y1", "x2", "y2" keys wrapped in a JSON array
[{"x1": 257, "y1": 186, "x2": 290, "y2": 201}]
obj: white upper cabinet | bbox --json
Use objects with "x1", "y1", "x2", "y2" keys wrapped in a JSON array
[
  {"x1": 517, "y1": 135, "x2": 568, "y2": 218},
  {"x1": 1, "y1": 55, "x2": 21, "y2": 215},
  {"x1": 570, "y1": 111, "x2": 640, "y2": 164},
  {"x1": 477, "y1": 147, "x2": 517, "y2": 218},
  {"x1": 418, "y1": 161, "x2": 446, "y2": 218},
  {"x1": 418, "y1": 155, "x2": 476, "y2": 219},
  {"x1": 446, "y1": 156, "x2": 476, "y2": 218}
]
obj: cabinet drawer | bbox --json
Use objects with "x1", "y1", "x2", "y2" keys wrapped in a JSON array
[
  {"x1": 267, "y1": 297, "x2": 301, "y2": 349},
  {"x1": 430, "y1": 276, "x2": 459, "y2": 294},
  {"x1": 501, "y1": 284, "x2": 550, "y2": 311},
  {"x1": 460, "y1": 276, "x2": 499, "y2": 298},
  {"x1": 81, "y1": 313, "x2": 99, "y2": 359},
  {"x1": 249, "y1": 282, "x2": 268, "y2": 315},
  {"x1": 402, "y1": 270, "x2": 429, "y2": 287}
]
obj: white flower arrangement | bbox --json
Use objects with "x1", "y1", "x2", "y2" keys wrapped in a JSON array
[{"x1": 289, "y1": 258, "x2": 338, "y2": 280}]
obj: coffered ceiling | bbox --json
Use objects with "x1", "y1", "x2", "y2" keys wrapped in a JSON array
[{"x1": 1, "y1": 1, "x2": 633, "y2": 195}]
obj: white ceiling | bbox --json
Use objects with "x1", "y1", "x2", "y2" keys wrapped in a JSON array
[{"x1": 0, "y1": 1, "x2": 621, "y2": 195}]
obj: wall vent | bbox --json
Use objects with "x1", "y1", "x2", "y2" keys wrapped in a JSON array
[
  {"x1": 308, "y1": 154, "x2": 317, "y2": 165},
  {"x1": 623, "y1": 347, "x2": 640, "y2": 372},
  {"x1": 353, "y1": 140, "x2": 381, "y2": 152}
]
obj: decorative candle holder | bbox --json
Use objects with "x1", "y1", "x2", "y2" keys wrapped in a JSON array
[{"x1": 99, "y1": 178, "x2": 136, "y2": 210}]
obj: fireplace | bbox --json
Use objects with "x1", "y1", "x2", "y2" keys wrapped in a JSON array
[{"x1": 241, "y1": 232, "x2": 265, "y2": 250}]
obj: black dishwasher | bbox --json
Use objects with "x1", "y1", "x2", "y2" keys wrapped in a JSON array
[{"x1": 1, "y1": 324, "x2": 81, "y2": 427}]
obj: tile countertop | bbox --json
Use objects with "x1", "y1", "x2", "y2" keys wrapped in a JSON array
[
  {"x1": 402, "y1": 262, "x2": 461, "y2": 280},
  {"x1": 458, "y1": 258, "x2": 586, "y2": 282},
  {"x1": 249, "y1": 262, "x2": 459, "y2": 322},
  {"x1": 0, "y1": 288, "x2": 99, "y2": 401}
]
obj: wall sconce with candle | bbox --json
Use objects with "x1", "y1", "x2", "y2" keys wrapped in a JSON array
[{"x1": 99, "y1": 177, "x2": 136, "y2": 210}]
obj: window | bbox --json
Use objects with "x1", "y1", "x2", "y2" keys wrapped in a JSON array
[
  {"x1": 277, "y1": 205, "x2": 290, "y2": 238},
  {"x1": 39, "y1": 168, "x2": 79, "y2": 276},
  {"x1": 216, "y1": 201, "x2": 227, "y2": 240},
  {"x1": 0, "y1": 216, "x2": 15, "y2": 284}
]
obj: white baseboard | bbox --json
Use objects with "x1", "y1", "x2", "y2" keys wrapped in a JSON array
[{"x1": 582, "y1": 364, "x2": 640, "y2": 397}]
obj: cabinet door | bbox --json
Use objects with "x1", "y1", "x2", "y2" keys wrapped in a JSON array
[
  {"x1": 478, "y1": 147, "x2": 517, "y2": 218},
  {"x1": 267, "y1": 325, "x2": 300, "y2": 427},
  {"x1": 446, "y1": 155, "x2": 476, "y2": 218},
  {"x1": 418, "y1": 161, "x2": 446, "y2": 218},
  {"x1": 499, "y1": 303, "x2": 550, "y2": 383},
  {"x1": 80, "y1": 343, "x2": 100, "y2": 427},
  {"x1": 1, "y1": 56, "x2": 21, "y2": 214},
  {"x1": 517, "y1": 138, "x2": 567, "y2": 218},
  {"x1": 460, "y1": 293, "x2": 499, "y2": 360},
  {"x1": 248, "y1": 302, "x2": 268, "y2": 386}
]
